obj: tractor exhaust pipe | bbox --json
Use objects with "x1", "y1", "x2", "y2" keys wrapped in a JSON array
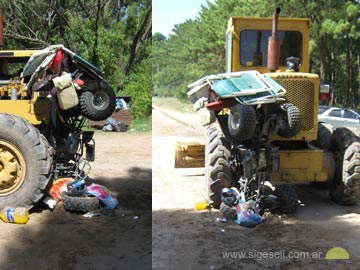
[
  {"x1": 267, "y1": 7, "x2": 281, "y2": 72},
  {"x1": 0, "y1": 9, "x2": 3, "y2": 46}
]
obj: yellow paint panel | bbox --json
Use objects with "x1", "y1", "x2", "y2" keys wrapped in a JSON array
[
  {"x1": 0, "y1": 99, "x2": 51, "y2": 125},
  {"x1": 0, "y1": 50, "x2": 37, "y2": 57},
  {"x1": 272, "y1": 150, "x2": 333, "y2": 182}
]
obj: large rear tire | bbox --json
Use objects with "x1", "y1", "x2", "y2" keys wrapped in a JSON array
[
  {"x1": 329, "y1": 128, "x2": 360, "y2": 205},
  {"x1": 311, "y1": 122, "x2": 334, "y2": 189},
  {"x1": 316, "y1": 122, "x2": 333, "y2": 150},
  {"x1": 0, "y1": 114, "x2": 53, "y2": 209},
  {"x1": 205, "y1": 123, "x2": 232, "y2": 209}
]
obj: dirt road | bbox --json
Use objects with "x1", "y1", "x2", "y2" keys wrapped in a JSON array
[
  {"x1": 0, "y1": 132, "x2": 152, "y2": 270},
  {"x1": 152, "y1": 106, "x2": 360, "y2": 270}
]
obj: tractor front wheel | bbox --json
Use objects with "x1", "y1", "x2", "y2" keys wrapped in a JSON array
[
  {"x1": 205, "y1": 123, "x2": 232, "y2": 209},
  {"x1": 0, "y1": 114, "x2": 53, "y2": 209}
]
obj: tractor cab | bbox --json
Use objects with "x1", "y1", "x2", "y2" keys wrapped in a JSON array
[{"x1": 225, "y1": 16, "x2": 310, "y2": 73}]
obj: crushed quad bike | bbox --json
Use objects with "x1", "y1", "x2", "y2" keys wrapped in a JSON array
[
  {"x1": 176, "y1": 8, "x2": 360, "y2": 215},
  {"x1": 0, "y1": 41, "x2": 116, "y2": 209}
]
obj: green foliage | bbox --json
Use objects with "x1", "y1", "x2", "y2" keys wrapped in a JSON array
[
  {"x1": 123, "y1": 50, "x2": 152, "y2": 119},
  {"x1": 153, "y1": 0, "x2": 360, "y2": 108},
  {"x1": 131, "y1": 115, "x2": 152, "y2": 132},
  {"x1": 153, "y1": 0, "x2": 274, "y2": 100}
]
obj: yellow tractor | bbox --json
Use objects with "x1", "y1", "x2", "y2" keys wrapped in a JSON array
[
  {"x1": 0, "y1": 37, "x2": 115, "y2": 209},
  {"x1": 178, "y1": 8, "x2": 360, "y2": 212}
]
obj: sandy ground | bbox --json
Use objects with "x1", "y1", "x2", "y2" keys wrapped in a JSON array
[
  {"x1": 0, "y1": 132, "x2": 152, "y2": 270},
  {"x1": 152, "y1": 106, "x2": 360, "y2": 270}
]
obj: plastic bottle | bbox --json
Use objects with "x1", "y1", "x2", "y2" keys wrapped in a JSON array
[
  {"x1": 195, "y1": 201, "x2": 208, "y2": 211},
  {"x1": 0, "y1": 207, "x2": 29, "y2": 224}
]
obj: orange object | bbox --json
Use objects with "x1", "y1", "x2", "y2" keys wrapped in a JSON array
[{"x1": 49, "y1": 178, "x2": 74, "y2": 201}]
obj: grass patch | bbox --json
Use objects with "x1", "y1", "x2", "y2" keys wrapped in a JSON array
[
  {"x1": 130, "y1": 115, "x2": 152, "y2": 132},
  {"x1": 152, "y1": 97, "x2": 193, "y2": 113},
  {"x1": 82, "y1": 115, "x2": 152, "y2": 133}
]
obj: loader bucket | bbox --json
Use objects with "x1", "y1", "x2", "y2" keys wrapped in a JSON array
[{"x1": 174, "y1": 141, "x2": 205, "y2": 168}]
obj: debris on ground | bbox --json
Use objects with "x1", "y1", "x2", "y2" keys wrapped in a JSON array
[
  {"x1": 49, "y1": 177, "x2": 74, "y2": 201},
  {"x1": 194, "y1": 200, "x2": 208, "y2": 211},
  {"x1": 235, "y1": 199, "x2": 262, "y2": 227},
  {"x1": 218, "y1": 187, "x2": 262, "y2": 227},
  {"x1": 102, "y1": 117, "x2": 128, "y2": 132},
  {"x1": 47, "y1": 178, "x2": 119, "y2": 214},
  {"x1": 83, "y1": 211, "x2": 101, "y2": 218},
  {"x1": 42, "y1": 196, "x2": 57, "y2": 210},
  {"x1": 0, "y1": 207, "x2": 29, "y2": 224},
  {"x1": 86, "y1": 183, "x2": 119, "y2": 210},
  {"x1": 216, "y1": 217, "x2": 227, "y2": 223}
]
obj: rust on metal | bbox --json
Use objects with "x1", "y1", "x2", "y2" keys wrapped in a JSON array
[{"x1": 267, "y1": 7, "x2": 281, "y2": 71}]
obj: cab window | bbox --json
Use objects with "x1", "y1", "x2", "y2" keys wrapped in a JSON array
[{"x1": 239, "y1": 30, "x2": 303, "y2": 67}]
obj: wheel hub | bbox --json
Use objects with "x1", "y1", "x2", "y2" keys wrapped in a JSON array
[
  {"x1": 0, "y1": 140, "x2": 26, "y2": 196},
  {"x1": 92, "y1": 92, "x2": 108, "y2": 110},
  {"x1": 231, "y1": 113, "x2": 241, "y2": 130}
]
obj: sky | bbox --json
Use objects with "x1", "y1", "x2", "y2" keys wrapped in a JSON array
[{"x1": 152, "y1": 0, "x2": 212, "y2": 36}]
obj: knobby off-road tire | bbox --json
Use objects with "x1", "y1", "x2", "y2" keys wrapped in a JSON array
[
  {"x1": 228, "y1": 104, "x2": 256, "y2": 141},
  {"x1": 79, "y1": 81, "x2": 116, "y2": 121},
  {"x1": 0, "y1": 114, "x2": 53, "y2": 210},
  {"x1": 316, "y1": 122, "x2": 334, "y2": 150},
  {"x1": 278, "y1": 103, "x2": 302, "y2": 138},
  {"x1": 329, "y1": 128, "x2": 360, "y2": 205},
  {"x1": 62, "y1": 195, "x2": 99, "y2": 212},
  {"x1": 205, "y1": 123, "x2": 232, "y2": 209},
  {"x1": 273, "y1": 183, "x2": 299, "y2": 214}
]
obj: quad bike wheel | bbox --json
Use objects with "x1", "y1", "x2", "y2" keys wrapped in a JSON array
[
  {"x1": 0, "y1": 114, "x2": 53, "y2": 210},
  {"x1": 227, "y1": 104, "x2": 256, "y2": 141},
  {"x1": 329, "y1": 128, "x2": 360, "y2": 205},
  {"x1": 277, "y1": 103, "x2": 302, "y2": 138},
  {"x1": 205, "y1": 123, "x2": 232, "y2": 209},
  {"x1": 62, "y1": 194, "x2": 99, "y2": 212},
  {"x1": 273, "y1": 183, "x2": 298, "y2": 214},
  {"x1": 79, "y1": 81, "x2": 116, "y2": 121}
]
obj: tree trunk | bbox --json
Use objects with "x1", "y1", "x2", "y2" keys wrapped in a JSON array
[{"x1": 319, "y1": 37, "x2": 328, "y2": 84}]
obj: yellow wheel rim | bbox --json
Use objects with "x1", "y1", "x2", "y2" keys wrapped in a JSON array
[{"x1": 0, "y1": 140, "x2": 26, "y2": 196}]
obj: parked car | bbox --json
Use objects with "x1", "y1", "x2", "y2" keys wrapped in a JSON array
[{"x1": 318, "y1": 105, "x2": 360, "y2": 130}]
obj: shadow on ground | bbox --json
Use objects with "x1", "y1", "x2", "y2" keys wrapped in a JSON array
[
  {"x1": 152, "y1": 182, "x2": 360, "y2": 270},
  {"x1": 152, "y1": 206, "x2": 360, "y2": 270},
  {"x1": 0, "y1": 167, "x2": 152, "y2": 270}
]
